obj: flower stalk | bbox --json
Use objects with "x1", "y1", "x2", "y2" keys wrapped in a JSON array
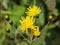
[
  {"x1": 34, "y1": 0, "x2": 36, "y2": 5},
  {"x1": 29, "y1": 30, "x2": 33, "y2": 44}
]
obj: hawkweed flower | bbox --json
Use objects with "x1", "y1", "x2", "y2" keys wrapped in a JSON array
[
  {"x1": 49, "y1": 15, "x2": 53, "y2": 19},
  {"x1": 19, "y1": 16, "x2": 35, "y2": 33},
  {"x1": 5, "y1": 15, "x2": 9, "y2": 21},
  {"x1": 33, "y1": 26, "x2": 40, "y2": 37},
  {"x1": 5, "y1": 15, "x2": 8, "y2": 19},
  {"x1": 26, "y1": 5, "x2": 41, "y2": 17}
]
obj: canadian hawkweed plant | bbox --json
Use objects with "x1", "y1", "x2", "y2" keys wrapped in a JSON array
[
  {"x1": 0, "y1": 0, "x2": 59, "y2": 45},
  {"x1": 19, "y1": 0, "x2": 41, "y2": 44}
]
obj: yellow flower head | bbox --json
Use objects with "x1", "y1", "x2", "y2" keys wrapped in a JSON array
[
  {"x1": 5, "y1": 15, "x2": 8, "y2": 19},
  {"x1": 26, "y1": 5, "x2": 41, "y2": 16},
  {"x1": 19, "y1": 16, "x2": 35, "y2": 32},
  {"x1": 33, "y1": 26, "x2": 40, "y2": 37},
  {"x1": 49, "y1": 15, "x2": 53, "y2": 19}
]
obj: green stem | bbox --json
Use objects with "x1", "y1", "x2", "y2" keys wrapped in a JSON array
[
  {"x1": 29, "y1": 30, "x2": 33, "y2": 45},
  {"x1": 34, "y1": 0, "x2": 36, "y2": 5}
]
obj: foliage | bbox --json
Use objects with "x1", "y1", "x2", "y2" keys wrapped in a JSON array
[{"x1": 0, "y1": 0, "x2": 60, "y2": 45}]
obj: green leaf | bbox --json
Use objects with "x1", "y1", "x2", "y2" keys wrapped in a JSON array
[
  {"x1": 12, "y1": 5, "x2": 26, "y2": 16},
  {"x1": 52, "y1": 9, "x2": 59, "y2": 16},
  {"x1": 10, "y1": 15, "x2": 20, "y2": 24},
  {"x1": 35, "y1": 7, "x2": 45, "y2": 26},
  {"x1": 10, "y1": 5, "x2": 26, "y2": 24}
]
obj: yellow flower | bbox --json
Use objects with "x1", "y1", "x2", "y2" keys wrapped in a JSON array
[
  {"x1": 33, "y1": 26, "x2": 40, "y2": 37},
  {"x1": 5, "y1": 15, "x2": 8, "y2": 19},
  {"x1": 33, "y1": 31, "x2": 40, "y2": 37},
  {"x1": 19, "y1": 16, "x2": 35, "y2": 32},
  {"x1": 26, "y1": 5, "x2": 41, "y2": 16},
  {"x1": 49, "y1": 15, "x2": 53, "y2": 19}
]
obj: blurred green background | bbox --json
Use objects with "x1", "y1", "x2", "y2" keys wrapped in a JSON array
[{"x1": 0, "y1": 0, "x2": 60, "y2": 45}]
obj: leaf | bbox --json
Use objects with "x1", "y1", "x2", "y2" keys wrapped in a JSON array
[
  {"x1": 35, "y1": 7, "x2": 45, "y2": 26},
  {"x1": 52, "y1": 9, "x2": 59, "y2": 16},
  {"x1": 10, "y1": 5, "x2": 26, "y2": 24},
  {"x1": 10, "y1": 15, "x2": 20, "y2": 24},
  {"x1": 12, "y1": 5, "x2": 26, "y2": 16}
]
